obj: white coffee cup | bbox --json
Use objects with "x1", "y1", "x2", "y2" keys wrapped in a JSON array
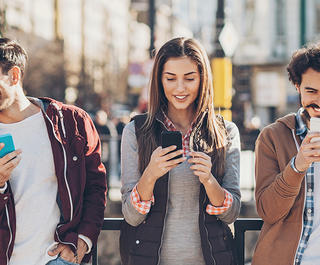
[{"x1": 310, "y1": 117, "x2": 320, "y2": 142}]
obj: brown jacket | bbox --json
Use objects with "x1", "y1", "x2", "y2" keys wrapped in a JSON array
[{"x1": 252, "y1": 113, "x2": 307, "y2": 265}]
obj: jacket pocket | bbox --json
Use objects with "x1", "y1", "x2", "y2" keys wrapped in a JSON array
[{"x1": 66, "y1": 134, "x2": 86, "y2": 169}]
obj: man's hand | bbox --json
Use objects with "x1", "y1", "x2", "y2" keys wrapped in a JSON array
[
  {"x1": 295, "y1": 132, "x2": 320, "y2": 172},
  {"x1": 48, "y1": 238, "x2": 88, "y2": 264},
  {"x1": 0, "y1": 145, "x2": 21, "y2": 187},
  {"x1": 76, "y1": 238, "x2": 89, "y2": 263}
]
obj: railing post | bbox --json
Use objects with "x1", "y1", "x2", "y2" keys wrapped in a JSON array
[
  {"x1": 234, "y1": 220, "x2": 245, "y2": 265},
  {"x1": 234, "y1": 218, "x2": 264, "y2": 265},
  {"x1": 92, "y1": 246, "x2": 98, "y2": 265}
]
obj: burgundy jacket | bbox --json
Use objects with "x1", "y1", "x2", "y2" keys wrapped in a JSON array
[{"x1": 0, "y1": 97, "x2": 107, "y2": 265}]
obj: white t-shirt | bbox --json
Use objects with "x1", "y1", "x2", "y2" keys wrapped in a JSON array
[{"x1": 0, "y1": 111, "x2": 60, "y2": 265}]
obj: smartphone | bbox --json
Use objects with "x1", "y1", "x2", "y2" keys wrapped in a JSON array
[
  {"x1": 161, "y1": 131, "x2": 183, "y2": 160},
  {"x1": 310, "y1": 117, "x2": 320, "y2": 143},
  {"x1": 0, "y1": 133, "x2": 15, "y2": 158}
]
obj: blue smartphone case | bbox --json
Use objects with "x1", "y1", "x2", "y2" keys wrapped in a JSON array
[{"x1": 0, "y1": 133, "x2": 15, "y2": 158}]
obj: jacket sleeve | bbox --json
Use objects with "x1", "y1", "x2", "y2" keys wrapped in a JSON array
[
  {"x1": 76, "y1": 111, "x2": 107, "y2": 245},
  {"x1": 120, "y1": 121, "x2": 149, "y2": 226},
  {"x1": 255, "y1": 126, "x2": 304, "y2": 225},
  {"x1": 216, "y1": 121, "x2": 241, "y2": 224}
]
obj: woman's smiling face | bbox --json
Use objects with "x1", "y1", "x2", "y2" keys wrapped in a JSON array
[{"x1": 161, "y1": 56, "x2": 200, "y2": 115}]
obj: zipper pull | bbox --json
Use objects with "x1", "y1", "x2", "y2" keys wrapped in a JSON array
[
  {"x1": 58, "y1": 109, "x2": 66, "y2": 139},
  {"x1": 52, "y1": 103, "x2": 67, "y2": 138}
]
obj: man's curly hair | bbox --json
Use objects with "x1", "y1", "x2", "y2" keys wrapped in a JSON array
[{"x1": 287, "y1": 43, "x2": 320, "y2": 86}]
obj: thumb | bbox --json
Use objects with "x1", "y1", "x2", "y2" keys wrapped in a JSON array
[{"x1": 48, "y1": 244, "x2": 64, "y2": 256}]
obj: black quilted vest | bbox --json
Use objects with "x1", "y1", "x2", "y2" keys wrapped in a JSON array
[{"x1": 120, "y1": 113, "x2": 237, "y2": 265}]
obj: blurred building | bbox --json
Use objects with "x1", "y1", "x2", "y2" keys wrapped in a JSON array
[
  {"x1": 0, "y1": 0, "x2": 132, "y2": 113},
  {"x1": 1, "y1": 0, "x2": 66, "y2": 101},
  {"x1": 2, "y1": 0, "x2": 320, "y2": 126},
  {"x1": 230, "y1": 0, "x2": 320, "y2": 134},
  {"x1": 129, "y1": 0, "x2": 320, "y2": 150},
  {"x1": 59, "y1": 0, "x2": 131, "y2": 111}
]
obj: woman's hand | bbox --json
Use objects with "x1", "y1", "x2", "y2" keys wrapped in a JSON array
[
  {"x1": 188, "y1": 151, "x2": 213, "y2": 184},
  {"x1": 188, "y1": 151, "x2": 225, "y2": 206},
  {"x1": 144, "y1": 145, "x2": 186, "y2": 182},
  {"x1": 0, "y1": 144, "x2": 22, "y2": 187},
  {"x1": 137, "y1": 145, "x2": 186, "y2": 201}
]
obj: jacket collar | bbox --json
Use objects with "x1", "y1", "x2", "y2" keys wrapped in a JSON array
[
  {"x1": 276, "y1": 108, "x2": 310, "y2": 136},
  {"x1": 28, "y1": 97, "x2": 67, "y2": 139},
  {"x1": 27, "y1": 96, "x2": 64, "y2": 113},
  {"x1": 275, "y1": 112, "x2": 297, "y2": 130},
  {"x1": 154, "y1": 108, "x2": 209, "y2": 130},
  {"x1": 295, "y1": 108, "x2": 308, "y2": 137}
]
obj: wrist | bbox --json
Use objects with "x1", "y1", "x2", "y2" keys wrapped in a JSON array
[
  {"x1": 78, "y1": 239, "x2": 88, "y2": 252},
  {"x1": 291, "y1": 156, "x2": 306, "y2": 173},
  {"x1": 202, "y1": 174, "x2": 216, "y2": 186},
  {"x1": 0, "y1": 182, "x2": 7, "y2": 192},
  {"x1": 143, "y1": 167, "x2": 157, "y2": 184}
]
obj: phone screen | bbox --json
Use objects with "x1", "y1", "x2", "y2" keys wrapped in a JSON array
[
  {"x1": 161, "y1": 131, "x2": 183, "y2": 160},
  {"x1": 0, "y1": 133, "x2": 15, "y2": 158}
]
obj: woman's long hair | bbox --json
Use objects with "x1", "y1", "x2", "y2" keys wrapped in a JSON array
[{"x1": 137, "y1": 37, "x2": 228, "y2": 177}]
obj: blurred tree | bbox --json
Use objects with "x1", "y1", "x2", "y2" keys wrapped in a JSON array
[{"x1": 23, "y1": 36, "x2": 66, "y2": 101}]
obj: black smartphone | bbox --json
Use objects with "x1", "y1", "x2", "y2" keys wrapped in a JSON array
[{"x1": 161, "y1": 131, "x2": 183, "y2": 160}]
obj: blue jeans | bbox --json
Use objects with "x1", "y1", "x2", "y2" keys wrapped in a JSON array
[{"x1": 46, "y1": 257, "x2": 78, "y2": 265}]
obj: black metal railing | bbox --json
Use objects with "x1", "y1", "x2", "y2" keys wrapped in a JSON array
[
  {"x1": 234, "y1": 218, "x2": 263, "y2": 265},
  {"x1": 92, "y1": 217, "x2": 263, "y2": 265},
  {"x1": 92, "y1": 218, "x2": 124, "y2": 265}
]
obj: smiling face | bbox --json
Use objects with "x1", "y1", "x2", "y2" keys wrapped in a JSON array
[
  {"x1": 296, "y1": 68, "x2": 320, "y2": 118},
  {"x1": 161, "y1": 56, "x2": 200, "y2": 116}
]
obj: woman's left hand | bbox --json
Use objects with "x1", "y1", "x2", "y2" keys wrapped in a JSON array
[
  {"x1": 188, "y1": 151, "x2": 213, "y2": 184},
  {"x1": 188, "y1": 151, "x2": 226, "y2": 207}
]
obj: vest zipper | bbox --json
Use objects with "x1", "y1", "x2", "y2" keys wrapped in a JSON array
[
  {"x1": 203, "y1": 193, "x2": 216, "y2": 265},
  {"x1": 5, "y1": 205, "x2": 13, "y2": 265},
  {"x1": 156, "y1": 171, "x2": 171, "y2": 265},
  {"x1": 153, "y1": 117, "x2": 171, "y2": 265}
]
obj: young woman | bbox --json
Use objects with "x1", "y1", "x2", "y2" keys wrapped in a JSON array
[{"x1": 120, "y1": 37, "x2": 241, "y2": 265}]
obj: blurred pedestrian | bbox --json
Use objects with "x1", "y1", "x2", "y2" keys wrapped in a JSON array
[
  {"x1": 253, "y1": 43, "x2": 320, "y2": 265},
  {"x1": 0, "y1": 37, "x2": 107, "y2": 265},
  {"x1": 94, "y1": 110, "x2": 111, "y2": 136},
  {"x1": 120, "y1": 37, "x2": 241, "y2": 265},
  {"x1": 112, "y1": 115, "x2": 128, "y2": 175},
  {"x1": 94, "y1": 110, "x2": 118, "y2": 189}
]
